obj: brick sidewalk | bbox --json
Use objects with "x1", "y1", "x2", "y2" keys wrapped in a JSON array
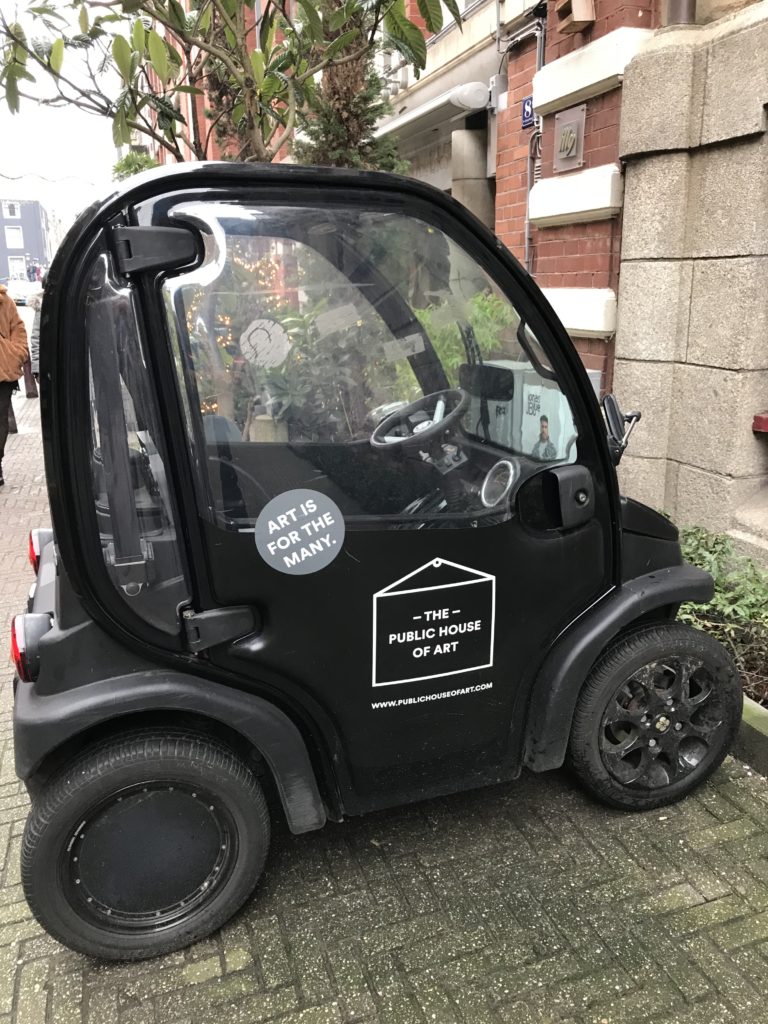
[{"x1": 3, "y1": 397, "x2": 768, "y2": 1024}]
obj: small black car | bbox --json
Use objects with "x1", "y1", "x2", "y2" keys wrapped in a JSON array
[{"x1": 11, "y1": 164, "x2": 741, "y2": 960}]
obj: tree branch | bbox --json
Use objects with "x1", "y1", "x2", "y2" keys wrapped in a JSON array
[
  {"x1": 264, "y1": 78, "x2": 296, "y2": 160},
  {"x1": 84, "y1": 0, "x2": 248, "y2": 88},
  {"x1": 203, "y1": 102, "x2": 230, "y2": 155},
  {"x1": 126, "y1": 116, "x2": 184, "y2": 160}
]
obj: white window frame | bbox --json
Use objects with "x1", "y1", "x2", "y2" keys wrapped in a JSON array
[
  {"x1": 2, "y1": 201, "x2": 20, "y2": 219},
  {"x1": 7, "y1": 256, "x2": 26, "y2": 279},
  {"x1": 4, "y1": 225, "x2": 23, "y2": 250}
]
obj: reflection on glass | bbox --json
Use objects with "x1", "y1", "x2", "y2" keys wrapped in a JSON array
[{"x1": 161, "y1": 205, "x2": 580, "y2": 530}]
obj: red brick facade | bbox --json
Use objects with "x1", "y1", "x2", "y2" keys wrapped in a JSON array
[
  {"x1": 495, "y1": 38, "x2": 539, "y2": 258},
  {"x1": 492, "y1": 0, "x2": 659, "y2": 391}
]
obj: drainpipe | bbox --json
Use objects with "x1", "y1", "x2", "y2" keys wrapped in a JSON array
[
  {"x1": 525, "y1": 130, "x2": 542, "y2": 272},
  {"x1": 497, "y1": 12, "x2": 547, "y2": 271},
  {"x1": 665, "y1": 0, "x2": 696, "y2": 22}
]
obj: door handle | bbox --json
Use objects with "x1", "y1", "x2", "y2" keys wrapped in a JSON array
[{"x1": 544, "y1": 464, "x2": 594, "y2": 529}]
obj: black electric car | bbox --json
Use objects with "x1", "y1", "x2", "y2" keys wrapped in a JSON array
[{"x1": 11, "y1": 164, "x2": 741, "y2": 961}]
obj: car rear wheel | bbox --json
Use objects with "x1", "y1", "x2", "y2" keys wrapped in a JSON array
[
  {"x1": 568, "y1": 624, "x2": 742, "y2": 811},
  {"x1": 21, "y1": 730, "x2": 270, "y2": 961}
]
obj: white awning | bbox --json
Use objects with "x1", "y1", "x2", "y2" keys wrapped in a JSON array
[{"x1": 375, "y1": 82, "x2": 490, "y2": 142}]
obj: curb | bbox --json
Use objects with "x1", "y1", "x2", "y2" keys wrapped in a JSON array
[{"x1": 735, "y1": 695, "x2": 768, "y2": 776}]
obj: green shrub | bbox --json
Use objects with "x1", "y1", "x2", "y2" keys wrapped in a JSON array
[{"x1": 680, "y1": 526, "x2": 768, "y2": 704}]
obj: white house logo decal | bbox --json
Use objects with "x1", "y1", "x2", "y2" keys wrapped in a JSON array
[{"x1": 372, "y1": 559, "x2": 496, "y2": 687}]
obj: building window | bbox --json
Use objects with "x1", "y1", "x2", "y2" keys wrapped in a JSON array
[
  {"x1": 4, "y1": 225, "x2": 23, "y2": 250},
  {"x1": 8, "y1": 256, "x2": 26, "y2": 280},
  {"x1": 2, "y1": 201, "x2": 20, "y2": 219}
]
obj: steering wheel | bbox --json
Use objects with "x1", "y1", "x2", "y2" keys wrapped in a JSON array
[{"x1": 370, "y1": 389, "x2": 469, "y2": 451}]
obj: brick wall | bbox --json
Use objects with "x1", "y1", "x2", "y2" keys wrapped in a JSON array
[
  {"x1": 546, "y1": 0, "x2": 659, "y2": 60},
  {"x1": 574, "y1": 336, "x2": 616, "y2": 392},
  {"x1": 494, "y1": 38, "x2": 538, "y2": 258},
  {"x1": 493, "y1": 0, "x2": 662, "y2": 393},
  {"x1": 533, "y1": 221, "x2": 622, "y2": 291},
  {"x1": 532, "y1": 64, "x2": 623, "y2": 294},
  {"x1": 538, "y1": 89, "x2": 622, "y2": 176},
  {"x1": 405, "y1": 0, "x2": 430, "y2": 35}
]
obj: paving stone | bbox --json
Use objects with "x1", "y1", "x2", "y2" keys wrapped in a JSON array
[
  {"x1": 663, "y1": 895, "x2": 748, "y2": 936},
  {"x1": 686, "y1": 817, "x2": 764, "y2": 851},
  {"x1": 280, "y1": 1005, "x2": 343, "y2": 1024},
  {"x1": 223, "y1": 947, "x2": 253, "y2": 974},
  {"x1": 685, "y1": 936, "x2": 764, "y2": 1015},
  {"x1": 712, "y1": 909, "x2": 768, "y2": 951},
  {"x1": 325, "y1": 942, "x2": 376, "y2": 1021},
  {"x1": 15, "y1": 959, "x2": 48, "y2": 1024},
  {"x1": 181, "y1": 957, "x2": 221, "y2": 985}
]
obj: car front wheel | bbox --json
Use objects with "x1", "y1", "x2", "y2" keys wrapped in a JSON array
[
  {"x1": 21, "y1": 730, "x2": 270, "y2": 961},
  {"x1": 568, "y1": 624, "x2": 742, "y2": 811}
]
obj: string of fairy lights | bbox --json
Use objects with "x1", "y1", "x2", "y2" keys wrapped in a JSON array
[{"x1": 191, "y1": 244, "x2": 284, "y2": 418}]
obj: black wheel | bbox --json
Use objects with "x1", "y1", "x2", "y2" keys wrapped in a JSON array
[
  {"x1": 568, "y1": 624, "x2": 742, "y2": 811},
  {"x1": 21, "y1": 730, "x2": 270, "y2": 961}
]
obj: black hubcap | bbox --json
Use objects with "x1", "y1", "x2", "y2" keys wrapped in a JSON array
[
  {"x1": 600, "y1": 657, "x2": 725, "y2": 789},
  {"x1": 64, "y1": 783, "x2": 236, "y2": 931}
]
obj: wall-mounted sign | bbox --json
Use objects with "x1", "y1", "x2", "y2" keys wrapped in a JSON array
[
  {"x1": 522, "y1": 96, "x2": 534, "y2": 129},
  {"x1": 553, "y1": 103, "x2": 586, "y2": 174}
]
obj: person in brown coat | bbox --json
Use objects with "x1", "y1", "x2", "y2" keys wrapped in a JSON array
[{"x1": 0, "y1": 284, "x2": 29, "y2": 485}]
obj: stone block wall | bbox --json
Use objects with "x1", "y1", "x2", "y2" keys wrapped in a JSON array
[{"x1": 615, "y1": 1, "x2": 768, "y2": 548}]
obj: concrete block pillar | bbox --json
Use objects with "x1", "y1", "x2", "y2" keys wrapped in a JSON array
[
  {"x1": 615, "y1": 3, "x2": 768, "y2": 558},
  {"x1": 451, "y1": 129, "x2": 495, "y2": 230}
]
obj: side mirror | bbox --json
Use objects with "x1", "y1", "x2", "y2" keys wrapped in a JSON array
[{"x1": 601, "y1": 394, "x2": 641, "y2": 465}]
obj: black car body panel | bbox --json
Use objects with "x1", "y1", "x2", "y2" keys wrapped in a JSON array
[{"x1": 15, "y1": 163, "x2": 715, "y2": 830}]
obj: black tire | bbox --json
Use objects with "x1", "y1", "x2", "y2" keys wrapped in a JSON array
[
  {"x1": 567, "y1": 624, "x2": 742, "y2": 811},
  {"x1": 21, "y1": 730, "x2": 270, "y2": 961}
]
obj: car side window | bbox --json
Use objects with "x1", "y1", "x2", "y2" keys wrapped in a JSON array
[{"x1": 162, "y1": 203, "x2": 579, "y2": 530}]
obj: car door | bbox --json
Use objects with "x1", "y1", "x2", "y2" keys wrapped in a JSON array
[{"x1": 127, "y1": 171, "x2": 615, "y2": 816}]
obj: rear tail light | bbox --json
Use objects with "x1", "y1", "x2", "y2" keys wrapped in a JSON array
[
  {"x1": 10, "y1": 616, "x2": 30, "y2": 683},
  {"x1": 10, "y1": 614, "x2": 51, "y2": 683},
  {"x1": 28, "y1": 530, "x2": 42, "y2": 574}
]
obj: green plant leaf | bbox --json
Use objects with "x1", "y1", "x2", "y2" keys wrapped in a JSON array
[
  {"x1": 173, "y1": 84, "x2": 203, "y2": 94},
  {"x1": 78, "y1": 6, "x2": 89, "y2": 33},
  {"x1": 148, "y1": 93, "x2": 183, "y2": 122},
  {"x1": 259, "y1": 8, "x2": 277, "y2": 54},
  {"x1": 250, "y1": 49, "x2": 264, "y2": 86},
  {"x1": 48, "y1": 37, "x2": 64, "y2": 74},
  {"x1": 328, "y1": 8, "x2": 350, "y2": 32},
  {"x1": 147, "y1": 28, "x2": 169, "y2": 84},
  {"x1": 261, "y1": 72, "x2": 284, "y2": 102},
  {"x1": 197, "y1": 2, "x2": 212, "y2": 34},
  {"x1": 4, "y1": 72, "x2": 19, "y2": 114},
  {"x1": 112, "y1": 107, "x2": 130, "y2": 146},
  {"x1": 325, "y1": 28, "x2": 359, "y2": 60},
  {"x1": 296, "y1": 0, "x2": 322, "y2": 41},
  {"x1": 131, "y1": 19, "x2": 145, "y2": 53},
  {"x1": 112, "y1": 34, "x2": 133, "y2": 84},
  {"x1": 384, "y1": 1, "x2": 428, "y2": 69},
  {"x1": 168, "y1": 0, "x2": 187, "y2": 31},
  {"x1": 441, "y1": 0, "x2": 463, "y2": 28},
  {"x1": 417, "y1": 0, "x2": 443, "y2": 33}
]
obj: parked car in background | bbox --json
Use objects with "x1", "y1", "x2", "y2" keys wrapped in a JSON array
[{"x1": 4, "y1": 280, "x2": 40, "y2": 307}]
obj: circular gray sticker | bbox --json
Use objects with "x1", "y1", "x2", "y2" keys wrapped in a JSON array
[{"x1": 254, "y1": 489, "x2": 345, "y2": 575}]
